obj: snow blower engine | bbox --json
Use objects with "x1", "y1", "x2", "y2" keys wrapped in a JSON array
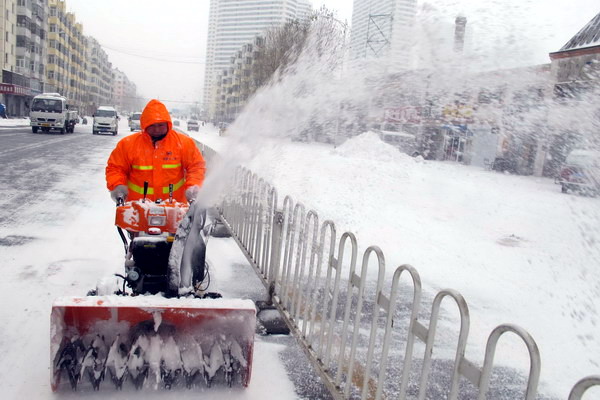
[{"x1": 113, "y1": 193, "x2": 206, "y2": 297}]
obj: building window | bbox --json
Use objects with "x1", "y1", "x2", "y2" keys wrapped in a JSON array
[{"x1": 50, "y1": 24, "x2": 56, "y2": 33}]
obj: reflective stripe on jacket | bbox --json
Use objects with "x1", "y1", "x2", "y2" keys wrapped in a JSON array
[{"x1": 105, "y1": 100, "x2": 205, "y2": 202}]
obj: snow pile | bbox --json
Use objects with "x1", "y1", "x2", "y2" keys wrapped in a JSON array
[
  {"x1": 0, "y1": 117, "x2": 29, "y2": 127},
  {"x1": 334, "y1": 131, "x2": 414, "y2": 164}
]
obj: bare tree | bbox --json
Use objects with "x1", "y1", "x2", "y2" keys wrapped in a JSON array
[{"x1": 249, "y1": 7, "x2": 346, "y2": 96}]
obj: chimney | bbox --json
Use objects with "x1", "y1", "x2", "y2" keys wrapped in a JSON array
[{"x1": 454, "y1": 15, "x2": 467, "y2": 53}]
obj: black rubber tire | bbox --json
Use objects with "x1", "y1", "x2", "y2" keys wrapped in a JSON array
[
  {"x1": 191, "y1": 236, "x2": 206, "y2": 288},
  {"x1": 31, "y1": 127, "x2": 38, "y2": 133}
]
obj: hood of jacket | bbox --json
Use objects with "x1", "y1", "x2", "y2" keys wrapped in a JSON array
[{"x1": 140, "y1": 99, "x2": 173, "y2": 132}]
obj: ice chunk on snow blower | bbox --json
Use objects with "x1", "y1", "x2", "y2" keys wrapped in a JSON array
[{"x1": 50, "y1": 193, "x2": 256, "y2": 391}]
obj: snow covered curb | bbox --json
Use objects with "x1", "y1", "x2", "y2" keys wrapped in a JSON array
[{"x1": 0, "y1": 118, "x2": 30, "y2": 128}]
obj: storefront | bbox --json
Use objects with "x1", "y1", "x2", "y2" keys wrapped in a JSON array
[{"x1": 0, "y1": 70, "x2": 40, "y2": 117}]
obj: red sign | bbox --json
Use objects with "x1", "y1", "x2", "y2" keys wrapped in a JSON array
[{"x1": 0, "y1": 83, "x2": 31, "y2": 96}]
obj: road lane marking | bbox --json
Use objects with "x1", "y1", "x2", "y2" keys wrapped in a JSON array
[{"x1": 0, "y1": 135, "x2": 79, "y2": 157}]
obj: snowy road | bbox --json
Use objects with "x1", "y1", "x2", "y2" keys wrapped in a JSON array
[{"x1": 0, "y1": 121, "x2": 328, "y2": 399}]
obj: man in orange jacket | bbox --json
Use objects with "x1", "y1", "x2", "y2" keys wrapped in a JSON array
[{"x1": 106, "y1": 99, "x2": 206, "y2": 203}]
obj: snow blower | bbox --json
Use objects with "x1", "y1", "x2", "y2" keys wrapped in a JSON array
[{"x1": 50, "y1": 185, "x2": 256, "y2": 391}]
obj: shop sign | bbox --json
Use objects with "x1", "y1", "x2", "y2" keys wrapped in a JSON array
[
  {"x1": 442, "y1": 103, "x2": 474, "y2": 122},
  {"x1": 0, "y1": 83, "x2": 31, "y2": 96},
  {"x1": 384, "y1": 106, "x2": 423, "y2": 124}
]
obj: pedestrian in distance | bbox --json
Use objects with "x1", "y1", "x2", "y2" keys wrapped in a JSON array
[
  {"x1": 0, "y1": 103, "x2": 7, "y2": 119},
  {"x1": 106, "y1": 99, "x2": 206, "y2": 204}
]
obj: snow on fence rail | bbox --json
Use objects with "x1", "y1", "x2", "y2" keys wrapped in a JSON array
[{"x1": 214, "y1": 160, "x2": 599, "y2": 400}]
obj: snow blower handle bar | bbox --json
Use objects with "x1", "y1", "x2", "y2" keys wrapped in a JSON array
[{"x1": 115, "y1": 196, "x2": 128, "y2": 254}]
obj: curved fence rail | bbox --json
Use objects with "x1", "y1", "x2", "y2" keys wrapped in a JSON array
[{"x1": 212, "y1": 160, "x2": 598, "y2": 400}]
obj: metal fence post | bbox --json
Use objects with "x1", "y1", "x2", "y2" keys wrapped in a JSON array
[{"x1": 268, "y1": 209, "x2": 284, "y2": 304}]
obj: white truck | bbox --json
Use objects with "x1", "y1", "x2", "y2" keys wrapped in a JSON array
[
  {"x1": 92, "y1": 106, "x2": 119, "y2": 135},
  {"x1": 30, "y1": 93, "x2": 77, "y2": 134}
]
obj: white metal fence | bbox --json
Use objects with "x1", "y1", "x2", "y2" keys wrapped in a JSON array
[{"x1": 212, "y1": 159, "x2": 599, "y2": 399}]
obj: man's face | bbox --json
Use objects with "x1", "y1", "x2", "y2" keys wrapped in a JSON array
[{"x1": 146, "y1": 122, "x2": 169, "y2": 138}]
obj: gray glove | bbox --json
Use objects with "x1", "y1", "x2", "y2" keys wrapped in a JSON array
[
  {"x1": 110, "y1": 184, "x2": 128, "y2": 203},
  {"x1": 185, "y1": 185, "x2": 201, "y2": 202}
]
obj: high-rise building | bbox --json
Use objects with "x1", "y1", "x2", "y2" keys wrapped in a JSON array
[
  {"x1": 203, "y1": 0, "x2": 311, "y2": 120},
  {"x1": 349, "y1": 0, "x2": 417, "y2": 70}
]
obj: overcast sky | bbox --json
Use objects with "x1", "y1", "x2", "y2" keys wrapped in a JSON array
[{"x1": 64, "y1": 0, "x2": 599, "y2": 110}]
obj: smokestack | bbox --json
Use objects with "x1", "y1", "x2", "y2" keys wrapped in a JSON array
[{"x1": 454, "y1": 15, "x2": 467, "y2": 53}]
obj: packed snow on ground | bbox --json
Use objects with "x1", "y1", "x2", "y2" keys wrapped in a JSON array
[{"x1": 188, "y1": 123, "x2": 600, "y2": 399}]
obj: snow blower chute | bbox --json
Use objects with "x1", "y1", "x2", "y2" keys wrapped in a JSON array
[{"x1": 50, "y1": 190, "x2": 256, "y2": 391}]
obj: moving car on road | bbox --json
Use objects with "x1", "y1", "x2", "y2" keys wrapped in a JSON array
[
  {"x1": 128, "y1": 111, "x2": 141, "y2": 131},
  {"x1": 187, "y1": 119, "x2": 199, "y2": 131},
  {"x1": 30, "y1": 93, "x2": 72, "y2": 134},
  {"x1": 93, "y1": 106, "x2": 119, "y2": 136}
]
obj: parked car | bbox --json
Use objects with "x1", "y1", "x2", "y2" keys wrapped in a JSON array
[
  {"x1": 128, "y1": 111, "x2": 142, "y2": 131},
  {"x1": 558, "y1": 149, "x2": 600, "y2": 195},
  {"x1": 187, "y1": 120, "x2": 199, "y2": 131}
]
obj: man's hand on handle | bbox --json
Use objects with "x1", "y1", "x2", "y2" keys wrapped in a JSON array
[
  {"x1": 110, "y1": 184, "x2": 128, "y2": 203},
  {"x1": 185, "y1": 185, "x2": 201, "y2": 203}
]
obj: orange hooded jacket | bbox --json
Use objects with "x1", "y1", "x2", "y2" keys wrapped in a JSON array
[{"x1": 105, "y1": 99, "x2": 206, "y2": 203}]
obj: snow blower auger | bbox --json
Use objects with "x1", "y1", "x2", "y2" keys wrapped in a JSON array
[{"x1": 51, "y1": 184, "x2": 256, "y2": 392}]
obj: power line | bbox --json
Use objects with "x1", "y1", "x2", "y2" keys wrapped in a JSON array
[
  {"x1": 119, "y1": 94, "x2": 201, "y2": 105},
  {"x1": 101, "y1": 43, "x2": 206, "y2": 64}
]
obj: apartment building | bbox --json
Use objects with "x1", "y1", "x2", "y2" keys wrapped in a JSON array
[
  {"x1": 0, "y1": 0, "x2": 24, "y2": 115},
  {"x1": 16, "y1": 0, "x2": 48, "y2": 95},
  {"x1": 112, "y1": 67, "x2": 138, "y2": 113},
  {"x1": 45, "y1": 0, "x2": 86, "y2": 111},
  {"x1": 214, "y1": 36, "x2": 265, "y2": 122},
  {"x1": 349, "y1": 0, "x2": 417, "y2": 70},
  {"x1": 84, "y1": 35, "x2": 113, "y2": 115},
  {"x1": 203, "y1": 0, "x2": 311, "y2": 120}
]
